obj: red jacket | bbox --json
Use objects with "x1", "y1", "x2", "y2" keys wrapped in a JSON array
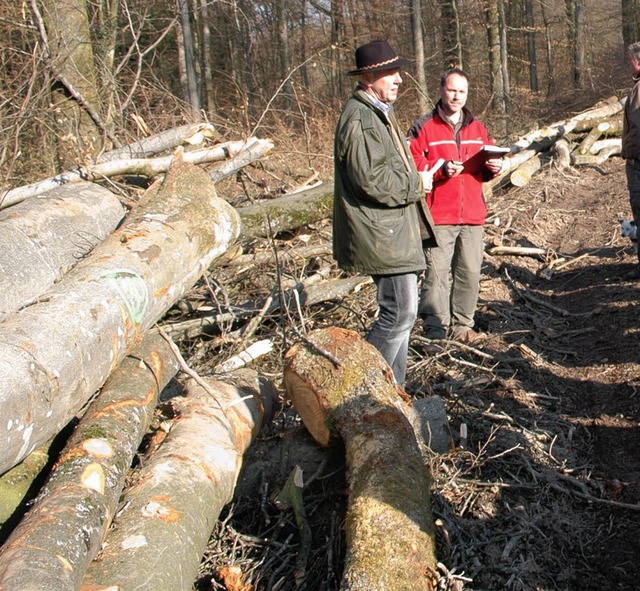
[{"x1": 408, "y1": 104, "x2": 495, "y2": 226}]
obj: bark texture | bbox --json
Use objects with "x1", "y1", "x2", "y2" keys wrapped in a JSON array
[
  {"x1": 0, "y1": 182, "x2": 124, "y2": 322},
  {"x1": 283, "y1": 327, "x2": 437, "y2": 591},
  {"x1": 0, "y1": 158, "x2": 240, "y2": 475},
  {"x1": 81, "y1": 370, "x2": 277, "y2": 591},
  {"x1": 0, "y1": 331, "x2": 181, "y2": 591},
  {"x1": 238, "y1": 183, "x2": 333, "y2": 241}
]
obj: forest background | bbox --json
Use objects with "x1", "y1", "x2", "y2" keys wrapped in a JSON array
[{"x1": 2, "y1": 0, "x2": 640, "y2": 195}]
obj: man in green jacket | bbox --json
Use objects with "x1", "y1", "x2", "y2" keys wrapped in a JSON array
[{"x1": 333, "y1": 39, "x2": 436, "y2": 385}]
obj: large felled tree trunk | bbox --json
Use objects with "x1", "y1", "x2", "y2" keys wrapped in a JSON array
[
  {"x1": 0, "y1": 331, "x2": 181, "y2": 591},
  {"x1": 0, "y1": 157, "x2": 240, "y2": 475},
  {"x1": 0, "y1": 182, "x2": 124, "y2": 322},
  {"x1": 283, "y1": 327, "x2": 437, "y2": 591},
  {"x1": 81, "y1": 370, "x2": 277, "y2": 591}
]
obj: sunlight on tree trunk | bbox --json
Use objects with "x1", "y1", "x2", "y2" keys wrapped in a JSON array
[
  {"x1": 411, "y1": 0, "x2": 430, "y2": 113},
  {"x1": 40, "y1": 0, "x2": 103, "y2": 166}
]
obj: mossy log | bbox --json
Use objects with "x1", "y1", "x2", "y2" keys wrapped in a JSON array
[
  {"x1": 283, "y1": 327, "x2": 437, "y2": 591},
  {"x1": 237, "y1": 183, "x2": 333, "y2": 241},
  {"x1": 0, "y1": 182, "x2": 124, "y2": 323},
  {"x1": 0, "y1": 331, "x2": 181, "y2": 591},
  {"x1": 0, "y1": 157, "x2": 240, "y2": 475},
  {"x1": 80, "y1": 370, "x2": 277, "y2": 591}
]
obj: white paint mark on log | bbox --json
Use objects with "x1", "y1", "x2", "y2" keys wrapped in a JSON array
[{"x1": 121, "y1": 534, "x2": 147, "y2": 549}]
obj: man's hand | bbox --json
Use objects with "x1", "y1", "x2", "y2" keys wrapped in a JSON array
[
  {"x1": 419, "y1": 170, "x2": 433, "y2": 192},
  {"x1": 445, "y1": 160, "x2": 464, "y2": 177},
  {"x1": 485, "y1": 158, "x2": 504, "y2": 174}
]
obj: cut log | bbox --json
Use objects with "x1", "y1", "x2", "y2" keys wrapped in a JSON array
[
  {"x1": 0, "y1": 330, "x2": 181, "y2": 591},
  {"x1": 553, "y1": 138, "x2": 572, "y2": 170},
  {"x1": 97, "y1": 123, "x2": 219, "y2": 162},
  {"x1": 283, "y1": 327, "x2": 437, "y2": 591},
  {"x1": 0, "y1": 182, "x2": 125, "y2": 323},
  {"x1": 0, "y1": 139, "x2": 263, "y2": 209},
  {"x1": 208, "y1": 137, "x2": 275, "y2": 184},
  {"x1": 238, "y1": 182, "x2": 333, "y2": 241},
  {"x1": 80, "y1": 370, "x2": 278, "y2": 591},
  {"x1": 0, "y1": 157, "x2": 240, "y2": 475},
  {"x1": 509, "y1": 151, "x2": 554, "y2": 187},
  {"x1": 572, "y1": 145, "x2": 622, "y2": 166}
]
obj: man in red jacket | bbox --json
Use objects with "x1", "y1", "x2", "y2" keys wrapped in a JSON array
[{"x1": 408, "y1": 68, "x2": 503, "y2": 342}]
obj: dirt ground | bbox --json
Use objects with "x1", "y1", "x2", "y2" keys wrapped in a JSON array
[{"x1": 194, "y1": 156, "x2": 640, "y2": 591}]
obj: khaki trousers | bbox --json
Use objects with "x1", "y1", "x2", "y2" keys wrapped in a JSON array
[{"x1": 419, "y1": 224, "x2": 484, "y2": 338}]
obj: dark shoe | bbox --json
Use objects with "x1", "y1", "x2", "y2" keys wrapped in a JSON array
[{"x1": 625, "y1": 266, "x2": 640, "y2": 280}]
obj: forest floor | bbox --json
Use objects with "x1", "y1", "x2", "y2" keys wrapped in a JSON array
[{"x1": 192, "y1": 156, "x2": 640, "y2": 591}]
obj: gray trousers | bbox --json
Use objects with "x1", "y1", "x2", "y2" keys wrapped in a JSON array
[
  {"x1": 367, "y1": 272, "x2": 418, "y2": 385},
  {"x1": 419, "y1": 225, "x2": 484, "y2": 339},
  {"x1": 626, "y1": 160, "x2": 640, "y2": 263}
]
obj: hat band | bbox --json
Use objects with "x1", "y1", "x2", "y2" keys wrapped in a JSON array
[{"x1": 358, "y1": 56, "x2": 400, "y2": 71}]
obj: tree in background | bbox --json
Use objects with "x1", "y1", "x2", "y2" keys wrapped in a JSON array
[{"x1": 0, "y1": 0, "x2": 631, "y2": 189}]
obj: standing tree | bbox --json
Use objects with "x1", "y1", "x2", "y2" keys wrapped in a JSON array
[
  {"x1": 411, "y1": 0, "x2": 429, "y2": 113},
  {"x1": 442, "y1": 0, "x2": 463, "y2": 68},
  {"x1": 524, "y1": 0, "x2": 539, "y2": 92},
  {"x1": 622, "y1": 0, "x2": 640, "y2": 48}
]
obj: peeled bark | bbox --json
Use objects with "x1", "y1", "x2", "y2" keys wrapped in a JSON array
[
  {"x1": 283, "y1": 327, "x2": 437, "y2": 591},
  {"x1": 0, "y1": 331, "x2": 181, "y2": 591},
  {"x1": 0, "y1": 182, "x2": 124, "y2": 322},
  {"x1": 0, "y1": 158, "x2": 240, "y2": 475},
  {"x1": 81, "y1": 370, "x2": 277, "y2": 591}
]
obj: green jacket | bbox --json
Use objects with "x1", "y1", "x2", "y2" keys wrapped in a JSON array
[{"x1": 333, "y1": 89, "x2": 435, "y2": 275}]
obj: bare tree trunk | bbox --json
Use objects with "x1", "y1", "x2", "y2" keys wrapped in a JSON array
[
  {"x1": 0, "y1": 158, "x2": 240, "y2": 475},
  {"x1": 277, "y1": 0, "x2": 294, "y2": 115},
  {"x1": 486, "y1": 1, "x2": 506, "y2": 121},
  {"x1": 198, "y1": 0, "x2": 217, "y2": 117},
  {"x1": 622, "y1": 0, "x2": 640, "y2": 47},
  {"x1": 442, "y1": 0, "x2": 463, "y2": 69},
  {"x1": 284, "y1": 327, "x2": 437, "y2": 591},
  {"x1": 524, "y1": 0, "x2": 539, "y2": 92},
  {"x1": 178, "y1": 0, "x2": 202, "y2": 117},
  {"x1": 540, "y1": 0, "x2": 556, "y2": 96},
  {"x1": 411, "y1": 0, "x2": 429, "y2": 114},
  {"x1": 0, "y1": 331, "x2": 181, "y2": 591},
  {"x1": 38, "y1": 0, "x2": 104, "y2": 164},
  {"x1": 0, "y1": 183, "x2": 124, "y2": 322},
  {"x1": 81, "y1": 371, "x2": 278, "y2": 591}
]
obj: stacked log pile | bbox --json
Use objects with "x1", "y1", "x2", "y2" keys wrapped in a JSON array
[
  {"x1": 489, "y1": 95, "x2": 626, "y2": 191},
  {"x1": 0, "y1": 93, "x2": 631, "y2": 590}
]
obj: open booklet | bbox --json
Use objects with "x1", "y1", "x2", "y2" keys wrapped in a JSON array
[{"x1": 462, "y1": 145, "x2": 510, "y2": 174}]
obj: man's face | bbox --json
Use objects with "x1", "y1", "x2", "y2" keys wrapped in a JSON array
[
  {"x1": 363, "y1": 68, "x2": 403, "y2": 103},
  {"x1": 440, "y1": 73, "x2": 468, "y2": 117},
  {"x1": 629, "y1": 55, "x2": 640, "y2": 77}
]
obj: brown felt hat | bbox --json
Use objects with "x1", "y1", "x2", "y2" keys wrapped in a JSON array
[{"x1": 348, "y1": 40, "x2": 411, "y2": 76}]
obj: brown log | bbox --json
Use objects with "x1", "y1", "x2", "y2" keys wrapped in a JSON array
[
  {"x1": 0, "y1": 157, "x2": 240, "y2": 475},
  {"x1": 0, "y1": 182, "x2": 125, "y2": 323},
  {"x1": 237, "y1": 182, "x2": 333, "y2": 241},
  {"x1": 0, "y1": 330, "x2": 181, "y2": 591},
  {"x1": 80, "y1": 370, "x2": 277, "y2": 591},
  {"x1": 283, "y1": 327, "x2": 437, "y2": 591}
]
